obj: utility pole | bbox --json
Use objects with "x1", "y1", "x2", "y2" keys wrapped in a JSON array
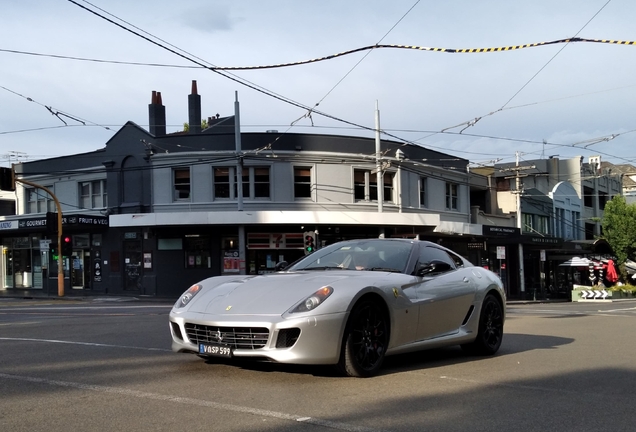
[
  {"x1": 502, "y1": 152, "x2": 535, "y2": 298},
  {"x1": 235, "y1": 91, "x2": 243, "y2": 212},
  {"x1": 234, "y1": 91, "x2": 246, "y2": 276},
  {"x1": 375, "y1": 101, "x2": 383, "y2": 213}
]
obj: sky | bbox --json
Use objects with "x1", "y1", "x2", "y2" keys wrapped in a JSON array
[{"x1": 1, "y1": 0, "x2": 636, "y2": 169}]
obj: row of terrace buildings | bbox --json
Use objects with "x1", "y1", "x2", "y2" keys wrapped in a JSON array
[{"x1": 0, "y1": 81, "x2": 629, "y2": 300}]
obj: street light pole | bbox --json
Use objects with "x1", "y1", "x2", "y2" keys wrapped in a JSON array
[{"x1": 375, "y1": 101, "x2": 383, "y2": 213}]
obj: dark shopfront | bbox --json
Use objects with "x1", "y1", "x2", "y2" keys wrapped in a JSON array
[
  {"x1": 481, "y1": 225, "x2": 564, "y2": 300},
  {"x1": 0, "y1": 214, "x2": 108, "y2": 293}
]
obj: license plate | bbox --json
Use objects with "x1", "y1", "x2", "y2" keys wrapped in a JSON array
[{"x1": 199, "y1": 343, "x2": 233, "y2": 358}]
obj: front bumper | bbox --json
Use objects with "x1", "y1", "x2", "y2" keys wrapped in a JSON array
[{"x1": 169, "y1": 311, "x2": 348, "y2": 365}]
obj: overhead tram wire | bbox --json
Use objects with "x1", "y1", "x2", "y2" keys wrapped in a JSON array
[
  {"x1": 51, "y1": 1, "x2": 636, "y2": 170},
  {"x1": 67, "y1": 0, "x2": 503, "y2": 163},
  {"x1": 438, "y1": 0, "x2": 615, "y2": 135},
  {"x1": 499, "y1": 0, "x2": 613, "y2": 111},
  {"x1": 5, "y1": 36, "x2": 636, "y2": 72},
  {"x1": 271, "y1": 0, "x2": 421, "y2": 157},
  {"x1": 66, "y1": 0, "x2": 399, "y2": 144},
  {"x1": 18, "y1": 2, "x2": 635, "y2": 154}
]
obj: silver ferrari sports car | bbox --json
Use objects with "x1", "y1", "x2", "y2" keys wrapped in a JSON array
[{"x1": 169, "y1": 238, "x2": 505, "y2": 377}]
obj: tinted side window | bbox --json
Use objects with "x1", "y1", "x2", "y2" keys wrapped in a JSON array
[
  {"x1": 418, "y1": 246, "x2": 456, "y2": 269},
  {"x1": 446, "y1": 250, "x2": 466, "y2": 268}
]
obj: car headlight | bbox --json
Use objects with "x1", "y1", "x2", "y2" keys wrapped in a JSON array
[
  {"x1": 289, "y1": 286, "x2": 333, "y2": 313},
  {"x1": 174, "y1": 284, "x2": 202, "y2": 309}
]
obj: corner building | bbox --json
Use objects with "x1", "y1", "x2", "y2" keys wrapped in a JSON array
[{"x1": 3, "y1": 81, "x2": 488, "y2": 298}]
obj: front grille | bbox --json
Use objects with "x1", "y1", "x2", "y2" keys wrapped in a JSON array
[{"x1": 184, "y1": 323, "x2": 269, "y2": 349}]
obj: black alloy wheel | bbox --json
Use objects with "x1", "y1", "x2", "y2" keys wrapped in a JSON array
[
  {"x1": 339, "y1": 300, "x2": 389, "y2": 377},
  {"x1": 462, "y1": 294, "x2": 504, "y2": 355}
]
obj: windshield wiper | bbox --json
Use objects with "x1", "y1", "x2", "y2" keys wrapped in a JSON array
[
  {"x1": 302, "y1": 266, "x2": 345, "y2": 271},
  {"x1": 366, "y1": 267, "x2": 402, "y2": 273}
]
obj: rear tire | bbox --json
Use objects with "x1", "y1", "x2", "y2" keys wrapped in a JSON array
[
  {"x1": 338, "y1": 300, "x2": 389, "y2": 377},
  {"x1": 461, "y1": 294, "x2": 503, "y2": 355}
]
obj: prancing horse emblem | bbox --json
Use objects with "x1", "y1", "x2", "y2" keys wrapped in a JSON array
[{"x1": 216, "y1": 330, "x2": 223, "y2": 342}]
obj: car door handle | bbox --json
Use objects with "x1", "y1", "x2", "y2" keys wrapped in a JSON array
[{"x1": 463, "y1": 277, "x2": 470, "y2": 283}]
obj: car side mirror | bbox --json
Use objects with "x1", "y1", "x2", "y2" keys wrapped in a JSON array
[
  {"x1": 417, "y1": 260, "x2": 453, "y2": 276},
  {"x1": 274, "y1": 261, "x2": 289, "y2": 271}
]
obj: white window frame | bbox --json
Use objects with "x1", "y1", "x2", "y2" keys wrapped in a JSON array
[
  {"x1": 26, "y1": 187, "x2": 55, "y2": 214},
  {"x1": 79, "y1": 180, "x2": 107, "y2": 209},
  {"x1": 419, "y1": 177, "x2": 427, "y2": 207},
  {"x1": 293, "y1": 166, "x2": 313, "y2": 200},
  {"x1": 174, "y1": 168, "x2": 191, "y2": 201},
  {"x1": 445, "y1": 182, "x2": 459, "y2": 211},
  {"x1": 213, "y1": 166, "x2": 271, "y2": 201},
  {"x1": 354, "y1": 168, "x2": 394, "y2": 203}
]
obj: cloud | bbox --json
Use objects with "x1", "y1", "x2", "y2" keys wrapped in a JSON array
[{"x1": 178, "y1": 5, "x2": 240, "y2": 33}]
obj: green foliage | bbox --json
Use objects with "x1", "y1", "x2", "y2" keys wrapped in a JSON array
[
  {"x1": 607, "y1": 284, "x2": 636, "y2": 293},
  {"x1": 182, "y1": 118, "x2": 209, "y2": 132},
  {"x1": 601, "y1": 195, "x2": 636, "y2": 281}
]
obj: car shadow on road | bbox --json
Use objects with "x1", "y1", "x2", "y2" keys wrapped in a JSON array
[
  {"x1": 381, "y1": 332, "x2": 574, "y2": 375},
  {"x1": 201, "y1": 332, "x2": 574, "y2": 377}
]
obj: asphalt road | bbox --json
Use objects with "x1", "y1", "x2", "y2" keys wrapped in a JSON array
[{"x1": 1, "y1": 298, "x2": 635, "y2": 432}]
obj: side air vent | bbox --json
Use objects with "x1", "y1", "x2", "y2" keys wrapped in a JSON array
[
  {"x1": 276, "y1": 328, "x2": 301, "y2": 348},
  {"x1": 462, "y1": 305, "x2": 475, "y2": 326},
  {"x1": 170, "y1": 322, "x2": 184, "y2": 341}
]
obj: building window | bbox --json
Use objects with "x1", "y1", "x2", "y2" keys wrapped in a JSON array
[
  {"x1": 253, "y1": 167, "x2": 270, "y2": 198},
  {"x1": 354, "y1": 169, "x2": 394, "y2": 203},
  {"x1": 214, "y1": 166, "x2": 270, "y2": 200},
  {"x1": 294, "y1": 167, "x2": 312, "y2": 199},
  {"x1": 27, "y1": 187, "x2": 55, "y2": 214},
  {"x1": 174, "y1": 168, "x2": 191, "y2": 201},
  {"x1": 214, "y1": 167, "x2": 231, "y2": 198},
  {"x1": 583, "y1": 186, "x2": 594, "y2": 208},
  {"x1": 233, "y1": 168, "x2": 249, "y2": 199},
  {"x1": 184, "y1": 235, "x2": 211, "y2": 269},
  {"x1": 445, "y1": 183, "x2": 459, "y2": 210},
  {"x1": 537, "y1": 215, "x2": 550, "y2": 235},
  {"x1": 354, "y1": 170, "x2": 367, "y2": 200},
  {"x1": 382, "y1": 173, "x2": 394, "y2": 202},
  {"x1": 522, "y1": 213, "x2": 533, "y2": 233},
  {"x1": 419, "y1": 177, "x2": 427, "y2": 207},
  {"x1": 79, "y1": 180, "x2": 107, "y2": 209},
  {"x1": 598, "y1": 191, "x2": 608, "y2": 210},
  {"x1": 572, "y1": 211, "x2": 580, "y2": 239}
]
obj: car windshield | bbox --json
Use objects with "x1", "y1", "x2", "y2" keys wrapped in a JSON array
[{"x1": 288, "y1": 239, "x2": 414, "y2": 273}]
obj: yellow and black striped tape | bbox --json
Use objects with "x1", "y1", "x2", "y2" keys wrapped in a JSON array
[{"x1": 211, "y1": 37, "x2": 636, "y2": 70}]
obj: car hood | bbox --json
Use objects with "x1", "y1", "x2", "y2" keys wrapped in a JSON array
[{"x1": 186, "y1": 271, "x2": 361, "y2": 315}]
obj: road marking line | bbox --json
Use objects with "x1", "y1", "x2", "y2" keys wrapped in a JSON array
[
  {"x1": 600, "y1": 306, "x2": 636, "y2": 313},
  {"x1": 0, "y1": 337, "x2": 172, "y2": 352},
  {"x1": 0, "y1": 305, "x2": 171, "y2": 311},
  {"x1": 438, "y1": 375, "x2": 601, "y2": 396},
  {"x1": 0, "y1": 322, "x2": 40, "y2": 326},
  {"x1": 0, "y1": 372, "x2": 386, "y2": 432}
]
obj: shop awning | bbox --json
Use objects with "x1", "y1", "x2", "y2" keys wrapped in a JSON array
[{"x1": 558, "y1": 257, "x2": 592, "y2": 267}]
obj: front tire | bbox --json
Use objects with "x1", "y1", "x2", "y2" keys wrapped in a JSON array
[
  {"x1": 338, "y1": 300, "x2": 389, "y2": 377},
  {"x1": 461, "y1": 294, "x2": 504, "y2": 355}
]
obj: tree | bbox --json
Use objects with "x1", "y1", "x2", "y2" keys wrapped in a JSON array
[
  {"x1": 601, "y1": 195, "x2": 636, "y2": 281},
  {"x1": 182, "y1": 118, "x2": 209, "y2": 132}
]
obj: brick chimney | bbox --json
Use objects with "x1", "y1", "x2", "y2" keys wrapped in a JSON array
[
  {"x1": 188, "y1": 80, "x2": 202, "y2": 134},
  {"x1": 149, "y1": 90, "x2": 166, "y2": 136}
]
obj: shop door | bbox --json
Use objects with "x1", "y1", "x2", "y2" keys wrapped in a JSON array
[
  {"x1": 70, "y1": 251, "x2": 84, "y2": 289},
  {"x1": 123, "y1": 240, "x2": 142, "y2": 291},
  {"x1": 2, "y1": 246, "x2": 13, "y2": 288}
]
